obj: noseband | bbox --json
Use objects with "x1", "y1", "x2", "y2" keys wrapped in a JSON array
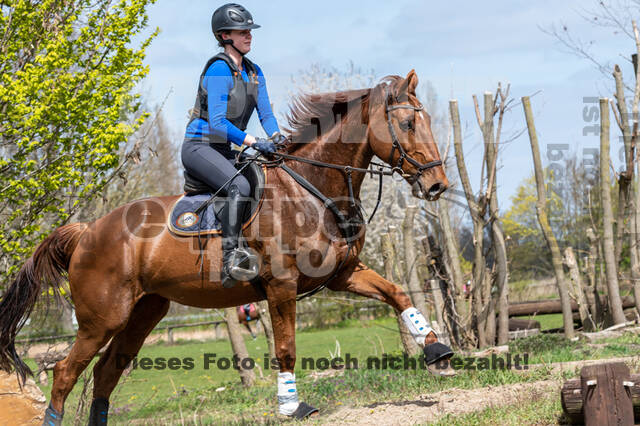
[{"x1": 384, "y1": 86, "x2": 442, "y2": 183}]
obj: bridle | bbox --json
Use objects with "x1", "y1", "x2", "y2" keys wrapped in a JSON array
[{"x1": 384, "y1": 85, "x2": 442, "y2": 183}]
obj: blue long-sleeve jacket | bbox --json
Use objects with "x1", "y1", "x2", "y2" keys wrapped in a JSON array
[{"x1": 185, "y1": 59, "x2": 279, "y2": 145}]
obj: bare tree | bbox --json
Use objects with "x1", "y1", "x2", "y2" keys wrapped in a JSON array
[
  {"x1": 522, "y1": 96, "x2": 575, "y2": 338},
  {"x1": 599, "y1": 98, "x2": 627, "y2": 325},
  {"x1": 450, "y1": 99, "x2": 488, "y2": 347}
]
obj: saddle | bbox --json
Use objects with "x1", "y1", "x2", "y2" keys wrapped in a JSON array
[{"x1": 168, "y1": 155, "x2": 266, "y2": 236}]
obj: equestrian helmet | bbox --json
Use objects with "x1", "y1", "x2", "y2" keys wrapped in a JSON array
[{"x1": 212, "y1": 3, "x2": 260, "y2": 42}]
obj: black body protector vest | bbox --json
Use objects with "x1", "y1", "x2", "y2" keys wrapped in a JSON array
[{"x1": 190, "y1": 52, "x2": 259, "y2": 147}]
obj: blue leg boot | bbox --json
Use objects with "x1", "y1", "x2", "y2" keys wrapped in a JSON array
[
  {"x1": 87, "y1": 398, "x2": 109, "y2": 425},
  {"x1": 43, "y1": 403, "x2": 63, "y2": 426}
]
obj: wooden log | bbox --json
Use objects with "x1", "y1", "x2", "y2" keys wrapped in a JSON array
[
  {"x1": 508, "y1": 318, "x2": 540, "y2": 331},
  {"x1": 509, "y1": 296, "x2": 635, "y2": 317},
  {"x1": 561, "y1": 367, "x2": 638, "y2": 425}
]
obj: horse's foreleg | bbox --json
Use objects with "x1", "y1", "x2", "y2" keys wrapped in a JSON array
[
  {"x1": 88, "y1": 294, "x2": 170, "y2": 425},
  {"x1": 330, "y1": 262, "x2": 454, "y2": 373},
  {"x1": 264, "y1": 278, "x2": 318, "y2": 419}
]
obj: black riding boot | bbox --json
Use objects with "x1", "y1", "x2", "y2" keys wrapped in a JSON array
[{"x1": 220, "y1": 185, "x2": 257, "y2": 288}]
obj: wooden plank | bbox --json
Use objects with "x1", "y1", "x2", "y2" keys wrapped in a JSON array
[
  {"x1": 561, "y1": 374, "x2": 640, "y2": 424},
  {"x1": 581, "y1": 363, "x2": 634, "y2": 426}
]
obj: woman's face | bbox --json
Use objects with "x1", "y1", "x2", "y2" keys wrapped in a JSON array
[{"x1": 222, "y1": 29, "x2": 252, "y2": 54}]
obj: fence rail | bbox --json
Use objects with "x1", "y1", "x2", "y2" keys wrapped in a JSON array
[{"x1": 16, "y1": 303, "x2": 390, "y2": 345}]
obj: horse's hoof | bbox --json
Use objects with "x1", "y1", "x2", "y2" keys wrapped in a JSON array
[
  {"x1": 423, "y1": 342, "x2": 453, "y2": 365},
  {"x1": 292, "y1": 401, "x2": 319, "y2": 419},
  {"x1": 88, "y1": 397, "x2": 109, "y2": 425},
  {"x1": 427, "y1": 361, "x2": 457, "y2": 377},
  {"x1": 424, "y1": 342, "x2": 455, "y2": 377},
  {"x1": 42, "y1": 403, "x2": 63, "y2": 426}
]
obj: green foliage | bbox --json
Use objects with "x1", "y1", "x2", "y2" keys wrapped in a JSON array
[
  {"x1": 0, "y1": 0, "x2": 157, "y2": 284},
  {"x1": 502, "y1": 156, "x2": 606, "y2": 280}
]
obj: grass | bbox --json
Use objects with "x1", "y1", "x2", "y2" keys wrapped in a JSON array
[
  {"x1": 27, "y1": 316, "x2": 640, "y2": 424},
  {"x1": 430, "y1": 392, "x2": 563, "y2": 426},
  {"x1": 512, "y1": 313, "x2": 564, "y2": 331}
]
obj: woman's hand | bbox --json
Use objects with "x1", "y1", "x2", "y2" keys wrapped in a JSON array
[
  {"x1": 253, "y1": 138, "x2": 276, "y2": 154},
  {"x1": 271, "y1": 132, "x2": 287, "y2": 146}
]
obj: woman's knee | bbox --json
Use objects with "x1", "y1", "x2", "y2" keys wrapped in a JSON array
[{"x1": 232, "y1": 176, "x2": 251, "y2": 198}]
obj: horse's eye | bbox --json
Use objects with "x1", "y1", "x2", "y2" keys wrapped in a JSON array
[{"x1": 399, "y1": 120, "x2": 414, "y2": 131}]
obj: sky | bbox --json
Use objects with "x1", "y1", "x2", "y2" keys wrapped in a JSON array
[{"x1": 136, "y1": 0, "x2": 633, "y2": 209}]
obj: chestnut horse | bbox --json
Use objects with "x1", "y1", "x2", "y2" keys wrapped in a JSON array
[{"x1": 0, "y1": 70, "x2": 449, "y2": 423}]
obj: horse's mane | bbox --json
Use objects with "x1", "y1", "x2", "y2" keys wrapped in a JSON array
[{"x1": 282, "y1": 75, "x2": 405, "y2": 153}]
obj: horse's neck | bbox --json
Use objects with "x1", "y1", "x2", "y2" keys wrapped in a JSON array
[{"x1": 288, "y1": 128, "x2": 373, "y2": 202}]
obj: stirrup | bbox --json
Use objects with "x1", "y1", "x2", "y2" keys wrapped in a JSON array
[{"x1": 228, "y1": 247, "x2": 259, "y2": 281}]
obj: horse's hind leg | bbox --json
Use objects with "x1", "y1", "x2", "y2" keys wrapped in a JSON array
[
  {"x1": 89, "y1": 294, "x2": 169, "y2": 424},
  {"x1": 49, "y1": 304, "x2": 133, "y2": 415}
]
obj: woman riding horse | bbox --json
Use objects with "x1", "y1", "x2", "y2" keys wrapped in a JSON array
[
  {"x1": 0, "y1": 25, "x2": 454, "y2": 423},
  {"x1": 181, "y1": 3, "x2": 285, "y2": 289}
]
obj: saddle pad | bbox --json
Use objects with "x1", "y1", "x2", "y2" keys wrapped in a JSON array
[{"x1": 167, "y1": 193, "x2": 221, "y2": 236}]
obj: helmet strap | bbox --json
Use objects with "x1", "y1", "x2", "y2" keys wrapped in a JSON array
[{"x1": 222, "y1": 38, "x2": 246, "y2": 57}]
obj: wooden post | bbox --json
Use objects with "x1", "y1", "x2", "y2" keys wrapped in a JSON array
[
  {"x1": 381, "y1": 232, "x2": 420, "y2": 356},
  {"x1": 562, "y1": 372, "x2": 640, "y2": 423},
  {"x1": 402, "y1": 205, "x2": 429, "y2": 316},
  {"x1": 563, "y1": 246, "x2": 596, "y2": 331},
  {"x1": 437, "y1": 198, "x2": 469, "y2": 323},
  {"x1": 167, "y1": 327, "x2": 174, "y2": 345},
  {"x1": 581, "y1": 363, "x2": 634, "y2": 425},
  {"x1": 224, "y1": 307, "x2": 255, "y2": 387},
  {"x1": 522, "y1": 96, "x2": 575, "y2": 338},
  {"x1": 256, "y1": 300, "x2": 276, "y2": 363},
  {"x1": 599, "y1": 98, "x2": 627, "y2": 325}
]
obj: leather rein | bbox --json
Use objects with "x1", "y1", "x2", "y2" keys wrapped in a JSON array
[{"x1": 262, "y1": 85, "x2": 443, "y2": 300}]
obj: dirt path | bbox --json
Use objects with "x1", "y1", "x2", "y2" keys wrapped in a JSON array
[
  {"x1": 308, "y1": 379, "x2": 561, "y2": 425},
  {"x1": 302, "y1": 356, "x2": 640, "y2": 425}
]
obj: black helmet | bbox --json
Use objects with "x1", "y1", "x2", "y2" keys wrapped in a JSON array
[{"x1": 211, "y1": 3, "x2": 260, "y2": 40}]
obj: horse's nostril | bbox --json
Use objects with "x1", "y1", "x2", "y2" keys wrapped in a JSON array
[{"x1": 428, "y1": 183, "x2": 446, "y2": 198}]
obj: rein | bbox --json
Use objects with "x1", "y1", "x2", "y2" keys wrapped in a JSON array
[
  {"x1": 193, "y1": 84, "x2": 444, "y2": 301},
  {"x1": 265, "y1": 86, "x2": 445, "y2": 300}
]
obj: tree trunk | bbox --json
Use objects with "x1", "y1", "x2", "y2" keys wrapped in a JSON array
[
  {"x1": 224, "y1": 307, "x2": 255, "y2": 387},
  {"x1": 522, "y1": 96, "x2": 575, "y2": 338},
  {"x1": 563, "y1": 246, "x2": 596, "y2": 331},
  {"x1": 402, "y1": 205, "x2": 429, "y2": 316},
  {"x1": 483, "y1": 268, "x2": 496, "y2": 346},
  {"x1": 585, "y1": 228, "x2": 599, "y2": 321},
  {"x1": 420, "y1": 236, "x2": 453, "y2": 346},
  {"x1": 481, "y1": 94, "x2": 509, "y2": 345},
  {"x1": 613, "y1": 65, "x2": 640, "y2": 315},
  {"x1": 381, "y1": 232, "x2": 420, "y2": 356},
  {"x1": 599, "y1": 98, "x2": 627, "y2": 325},
  {"x1": 256, "y1": 300, "x2": 276, "y2": 363},
  {"x1": 437, "y1": 198, "x2": 468, "y2": 321},
  {"x1": 450, "y1": 99, "x2": 487, "y2": 348}
]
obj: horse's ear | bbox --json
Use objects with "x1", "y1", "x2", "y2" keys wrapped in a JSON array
[
  {"x1": 397, "y1": 70, "x2": 419, "y2": 98},
  {"x1": 405, "y1": 70, "x2": 418, "y2": 93}
]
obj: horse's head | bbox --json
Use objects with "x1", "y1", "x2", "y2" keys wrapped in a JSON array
[{"x1": 368, "y1": 70, "x2": 448, "y2": 200}]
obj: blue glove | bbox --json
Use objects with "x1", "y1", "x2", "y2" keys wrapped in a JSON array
[{"x1": 253, "y1": 138, "x2": 276, "y2": 154}]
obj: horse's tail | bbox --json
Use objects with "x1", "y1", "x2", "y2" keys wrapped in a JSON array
[{"x1": 0, "y1": 222, "x2": 88, "y2": 384}]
